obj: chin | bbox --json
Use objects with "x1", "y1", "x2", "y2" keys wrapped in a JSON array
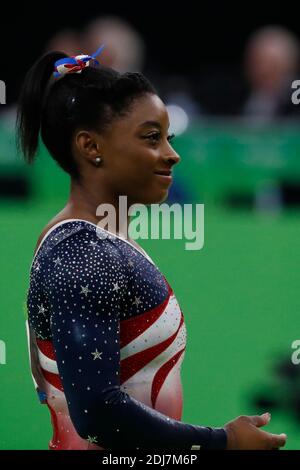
[
  {"x1": 157, "y1": 191, "x2": 169, "y2": 203},
  {"x1": 148, "y1": 190, "x2": 169, "y2": 204},
  {"x1": 132, "y1": 187, "x2": 169, "y2": 205}
]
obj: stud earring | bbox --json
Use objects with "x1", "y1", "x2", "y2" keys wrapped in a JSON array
[{"x1": 94, "y1": 156, "x2": 102, "y2": 167}]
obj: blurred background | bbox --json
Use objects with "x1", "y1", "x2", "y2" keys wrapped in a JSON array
[{"x1": 0, "y1": 2, "x2": 300, "y2": 449}]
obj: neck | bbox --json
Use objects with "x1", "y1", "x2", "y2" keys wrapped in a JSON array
[{"x1": 64, "y1": 178, "x2": 131, "y2": 239}]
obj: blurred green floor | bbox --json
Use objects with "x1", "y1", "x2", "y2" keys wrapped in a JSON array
[{"x1": 0, "y1": 200, "x2": 299, "y2": 449}]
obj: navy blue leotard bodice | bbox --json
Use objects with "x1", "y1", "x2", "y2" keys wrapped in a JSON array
[{"x1": 26, "y1": 219, "x2": 226, "y2": 450}]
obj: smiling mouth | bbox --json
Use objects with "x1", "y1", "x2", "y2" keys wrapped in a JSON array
[
  {"x1": 154, "y1": 170, "x2": 173, "y2": 185},
  {"x1": 154, "y1": 170, "x2": 172, "y2": 176}
]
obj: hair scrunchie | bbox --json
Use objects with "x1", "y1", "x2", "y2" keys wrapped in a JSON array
[{"x1": 53, "y1": 45, "x2": 105, "y2": 78}]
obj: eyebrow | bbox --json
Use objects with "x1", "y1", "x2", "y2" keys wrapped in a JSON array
[
  {"x1": 138, "y1": 120, "x2": 170, "y2": 130},
  {"x1": 138, "y1": 120, "x2": 162, "y2": 129}
]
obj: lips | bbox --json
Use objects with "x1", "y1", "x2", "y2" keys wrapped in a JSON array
[
  {"x1": 154, "y1": 170, "x2": 172, "y2": 176},
  {"x1": 154, "y1": 169, "x2": 173, "y2": 186}
]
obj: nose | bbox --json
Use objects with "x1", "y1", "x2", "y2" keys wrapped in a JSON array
[{"x1": 162, "y1": 146, "x2": 181, "y2": 167}]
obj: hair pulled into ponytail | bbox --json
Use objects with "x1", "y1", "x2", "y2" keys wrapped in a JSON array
[{"x1": 16, "y1": 51, "x2": 156, "y2": 179}]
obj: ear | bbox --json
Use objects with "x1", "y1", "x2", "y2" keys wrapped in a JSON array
[{"x1": 74, "y1": 130, "x2": 103, "y2": 163}]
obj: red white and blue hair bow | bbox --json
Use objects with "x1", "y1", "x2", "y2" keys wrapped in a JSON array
[{"x1": 53, "y1": 45, "x2": 105, "y2": 78}]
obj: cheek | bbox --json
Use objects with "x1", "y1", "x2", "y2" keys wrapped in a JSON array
[{"x1": 110, "y1": 146, "x2": 158, "y2": 177}]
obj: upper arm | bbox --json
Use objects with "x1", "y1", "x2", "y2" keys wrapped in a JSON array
[{"x1": 42, "y1": 229, "x2": 128, "y2": 428}]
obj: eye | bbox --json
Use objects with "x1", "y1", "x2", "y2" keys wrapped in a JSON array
[
  {"x1": 143, "y1": 132, "x2": 176, "y2": 145},
  {"x1": 145, "y1": 132, "x2": 161, "y2": 143}
]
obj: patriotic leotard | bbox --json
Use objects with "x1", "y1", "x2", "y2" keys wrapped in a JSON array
[{"x1": 26, "y1": 219, "x2": 226, "y2": 450}]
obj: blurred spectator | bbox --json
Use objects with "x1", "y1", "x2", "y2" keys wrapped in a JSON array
[
  {"x1": 0, "y1": 29, "x2": 82, "y2": 129},
  {"x1": 241, "y1": 26, "x2": 300, "y2": 211},
  {"x1": 161, "y1": 75, "x2": 202, "y2": 126},
  {"x1": 243, "y1": 26, "x2": 300, "y2": 121},
  {"x1": 82, "y1": 15, "x2": 202, "y2": 129},
  {"x1": 83, "y1": 16, "x2": 145, "y2": 72},
  {"x1": 45, "y1": 28, "x2": 82, "y2": 56}
]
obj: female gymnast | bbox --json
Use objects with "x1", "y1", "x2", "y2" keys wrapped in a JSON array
[{"x1": 17, "y1": 48, "x2": 287, "y2": 450}]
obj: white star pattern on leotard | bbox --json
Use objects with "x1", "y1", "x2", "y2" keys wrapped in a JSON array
[
  {"x1": 132, "y1": 296, "x2": 142, "y2": 307},
  {"x1": 38, "y1": 304, "x2": 46, "y2": 315},
  {"x1": 53, "y1": 256, "x2": 62, "y2": 266},
  {"x1": 91, "y1": 349, "x2": 103, "y2": 360},
  {"x1": 80, "y1": 285, "x2": 92, "y2": 297},
  {"x1": 34, "y1": 261, "x2": 41, "y2": 272},
  {"x1": 112, "y1": 282, "x2": 120, "y2": 292}
]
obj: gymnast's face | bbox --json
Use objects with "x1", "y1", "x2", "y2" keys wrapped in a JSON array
[{"x1": 74, "y1": 93, "x2": 181, "y2": 205}]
